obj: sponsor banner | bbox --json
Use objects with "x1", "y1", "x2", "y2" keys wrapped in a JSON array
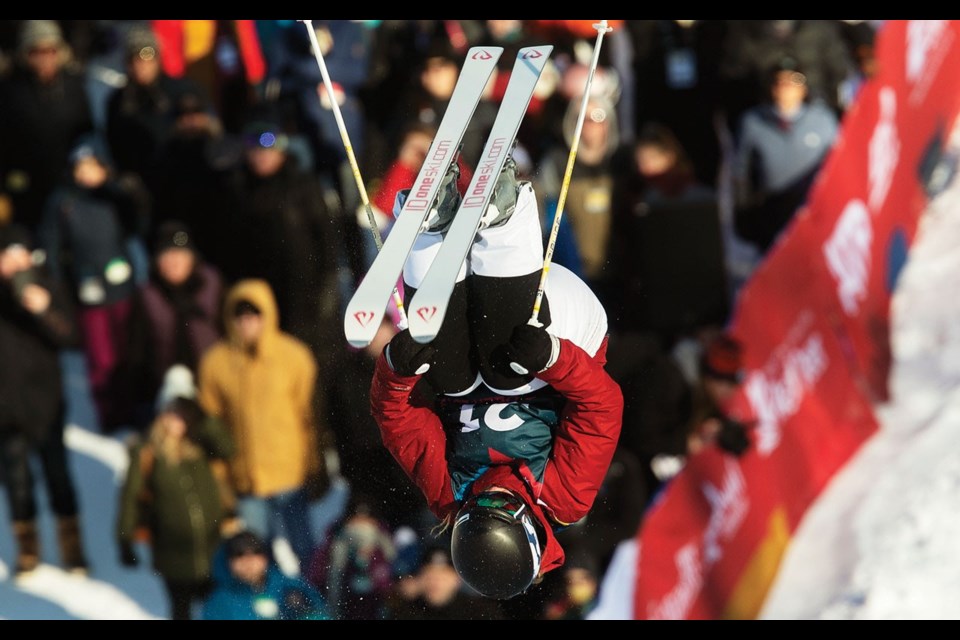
[
  {"x1": 803, "y1": 20, "x2": 960, "y2": 401},
  {"x1": 629, "y1": 21, "x2": 960, "y2": 619},
  {"x1": 634, "y1": 216, "x2": 878, "y2": 619}
]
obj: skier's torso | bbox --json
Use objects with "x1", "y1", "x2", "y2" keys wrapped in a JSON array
[{"x1": 436, "y1": 382, "x2": 564, "y2": 501}]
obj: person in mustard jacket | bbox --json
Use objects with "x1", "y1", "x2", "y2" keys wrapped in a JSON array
[{"x1": 196, "y1": 278, "x2": 332, "y2": 575}]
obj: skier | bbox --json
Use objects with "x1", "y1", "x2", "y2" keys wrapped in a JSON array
[{"x1": 369, "y1": 156, "x2": 623, "y2": 600}]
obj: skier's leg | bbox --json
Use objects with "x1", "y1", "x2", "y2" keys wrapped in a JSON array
[
  {"x1": 397, "y1": 188, "x2": 477, "y2": 395},
  {"x1": 470, "y1": 180, "x2": 554, "y2": 391}
]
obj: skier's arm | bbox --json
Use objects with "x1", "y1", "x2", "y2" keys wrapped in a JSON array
[
  {"x1": 369, "y1": 353, "x2": 457, "y2": 521},
  {"x1": 534, "y1": 336, "x2": 624, "y2": 526}
]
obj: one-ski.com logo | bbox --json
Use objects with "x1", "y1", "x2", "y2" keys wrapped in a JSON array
[
  {"x1": 353, "y1": 310, "x2": 375, "y2": 327},
  {"x1": 416, "y1": 306, "x2": 437, "y2": 322},
  {"x1": 472, "y1": 49, "x2": 495, "y2": 60}
]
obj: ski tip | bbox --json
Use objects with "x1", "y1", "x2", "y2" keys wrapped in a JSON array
[
  {"x1": 344, "y1": 311, "x2": 379, "y2": 349},
  {"x1": 517, "y1": 44, "x2": 554, "y2": 59},
  {"x1": 465, "y1": 45, "x2": 504, "y2": 61}
]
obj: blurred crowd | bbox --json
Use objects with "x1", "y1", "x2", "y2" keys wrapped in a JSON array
[{"x1": 0, "y1": 19, "x2": 883, "y2": 620}]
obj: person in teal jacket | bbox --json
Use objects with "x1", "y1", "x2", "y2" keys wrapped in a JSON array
[{"x1": 201, "y1": 529, "x2": 330, "y2": 620}]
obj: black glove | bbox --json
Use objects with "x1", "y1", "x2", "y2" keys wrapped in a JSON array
[
  {"x1": 496, "y1": 323, "x2": 556, "y2": 376},
  {"x1": 716, "y1": 417, "x2": 750, "y2": 457},
  {"x1": 119, "y1": 542, "x2": 138, "y2": 567},
  {"x1": 386, "y1": 329, "x2": 437, "y2": 376}
]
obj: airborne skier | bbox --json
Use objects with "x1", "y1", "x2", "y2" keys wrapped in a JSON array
[{"x1": 369, "y1": 154, "x2": 623, "y2": 600}]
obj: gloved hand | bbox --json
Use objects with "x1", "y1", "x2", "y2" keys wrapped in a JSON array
[
  {"x1": 386, "y1": 329, "x2": 436, "y2": 376},
  {"x1": 119, "y1": 542, "x2": 138, "y2": 567},
  {"x1": 495, "y1": 322, "x2": 557, "y2": 376},
  {"x1": 716, "y1": 417, "x2": 750, "y2": 457}
]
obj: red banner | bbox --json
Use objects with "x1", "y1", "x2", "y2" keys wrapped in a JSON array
[
  {"x1": 629, "y1": 20, "x2": 960, "y2": 620},
  {"x1": 803, "y1": 20, "x2": 960, "y2": 401}
]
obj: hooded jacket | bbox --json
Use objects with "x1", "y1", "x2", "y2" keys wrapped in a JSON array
[
  {"x1": 196, "y1": 279, "x2": 322, "y2": 497},
  {"x1": 369, "y1": 335, "x2": 623, "y2": 577},
  {"x1": 115, "y1": 408, "x2": 235, "y2": 583}
]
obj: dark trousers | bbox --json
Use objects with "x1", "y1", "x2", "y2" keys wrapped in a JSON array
[
  {"x1": 164, "y1": 577, "x2": 213, "y2": 620},
  {"x1": 0, "y1": 421, "x2": 79, "y2": 522}
]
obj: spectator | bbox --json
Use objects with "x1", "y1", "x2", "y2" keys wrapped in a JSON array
[
  {"x1": 305, "y1": 495, "x2": 397, "y2": 620},
  {"x1": 201, "y1": 529, "x2": 330, "y2": 620},
  {"x1": 36, "y1": 135, "x2": 150, "y2": 432},
  {"x1": 104, "y1": 25, "x2": 206, "y2": 194},
  {"x1": 0, "y1": 223, "x2": 89, "y2": 576},
  {"x1": 122, "y1": 220, "x2": 224, "y2": 430},
  {"x1": 732, "y1": 55, "x2": 840, "y2": 256},
  {"x1": 540, "y1": 546, "x2": 601, "y2": 620},
  {"x1": 263, "y1": 20, "x2": 372, "y2": 213},
  {"x1": 621, "y1": 20, "x2": 729, "y2": 186},
  {"x1": 220, "y1": 112, "x2": 350, "y2": 373},
  {"x1": 0, "y1": 20, "x2": 95, "y2": 232},
  {"x1": 115, "y1": 370, "x2": 237, "y2": 620},
  {"x1": 607, "y1": 121, "x2": 727, "y2": 342},
  {"x1": 537, "y1": 91, "x2": 623, "y2": 304},
  {"x1": 717, "y1": 20, "x2": 854, "y2": 134},
  {"x1": 684, "y1": 332, "x2": 750, "y2": 458},
  {"x1": 149, "y1": 88, "x2": 240, "y2": 271},
  {"x1": 387, "y1": 546, "x2": 505, "y2": 620},
  {"x1": 196, "y1": 278, "x2": 334, "y2": 574},
  {"x1": 149, "y1": 20, "x2": 266, "y2": 135},
  {"x1": 603, "y1": 330, "x2": 693, "y2": 507}
]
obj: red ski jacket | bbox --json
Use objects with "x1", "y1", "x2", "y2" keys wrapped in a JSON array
[{"x1": 369, "y1": 335, "x2": 623, "y2": 577}]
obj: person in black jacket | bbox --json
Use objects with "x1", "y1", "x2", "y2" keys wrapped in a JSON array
[
  {"x1": 0, "y1": 20, "x2": 95, "y2": 232},
  {"x1": 0, "y1": 222, "x2": 89, "y2": 577}
]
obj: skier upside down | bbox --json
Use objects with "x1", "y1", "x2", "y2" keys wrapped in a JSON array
[{"x1": 368, "y1": 157, "x2": 623, "y2": 600}]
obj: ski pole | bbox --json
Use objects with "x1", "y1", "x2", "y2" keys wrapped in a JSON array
[
  {"x1": 529, "y1": 20, "x2": 612, "y2": 327},
  {"x1": 299, "y1": 20, "x2": 409, "y2": 330}
]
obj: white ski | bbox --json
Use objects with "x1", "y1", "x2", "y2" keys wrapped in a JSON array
[
  {"x1": 343, "y1": 46, "x2": 503, "y2": 348},
  {"x1": 408, "y1": 45, "x2": 553, "y2": 343}
]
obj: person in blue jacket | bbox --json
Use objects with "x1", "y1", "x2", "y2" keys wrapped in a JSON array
[{"x1": 201, "y1": 529, "x2": 330, "y2": 620}]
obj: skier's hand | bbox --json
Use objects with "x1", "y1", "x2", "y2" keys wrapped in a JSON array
[
  {"x1": 496, "y1": 322, "x2": 558, "y2": 376},
  {"x1": 119, "y1": 542, "x2": 138, "y2": 567},
  {"x1": 386, "y1": 329, "x2": 436, "y2": 376}
]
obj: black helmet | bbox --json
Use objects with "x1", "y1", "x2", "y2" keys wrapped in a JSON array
[{"x1": 450, "y1": 489, "x2": 546, "y2": 600}]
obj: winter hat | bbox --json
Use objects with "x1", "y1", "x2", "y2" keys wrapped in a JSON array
[
  {"x1": 69, "y1": 134, "x2": 113, "y2": 168},
  {"x1": 242, "y1": 116, "x2": 289, "y2": 152},
  {"x1": 225, "y1": 530, "x2": 269, "y2": 559},
  {"x1": 0, "y1": 223, "x2": 34, "y2": 252},
  {"x1": 154, "y1": 364, "x2": 197, "y2": 415},
  {"x1": 18, "y1": 20, "x2": 64, "y2": 55},
  {"x1": 125, "y1": 25, "x2": 159, "y2": 61},
  {"x1": 700, "y1": 334, "x2": 744, "y2": 383},
  {"x1": 768, "y1": 55, "x2": 807, "y2": 87},
  {"x1": 154, "y1": 220, "x2": 198, "y2": 254}
]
